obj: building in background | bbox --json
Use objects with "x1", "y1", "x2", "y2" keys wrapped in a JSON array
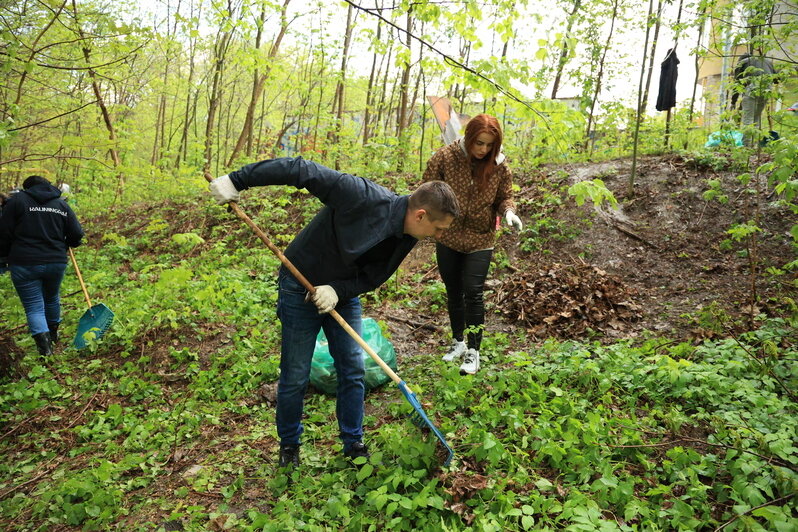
[{"x1": 697, "y1": 0, "x2": 798, "y2": 129}]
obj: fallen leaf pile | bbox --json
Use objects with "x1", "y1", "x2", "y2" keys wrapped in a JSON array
[{"x1": 493, "y1": 261, "x2": 642, "y2": 339}]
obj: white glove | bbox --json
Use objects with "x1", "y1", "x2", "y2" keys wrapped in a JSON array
[
  {"x1": 505, "y1": 210, "x2": 523, "y2": 231},
  {"x1": 310, "y1": 285, "x2": 338, "y2": 313},
  {"x1": 209, "y1": 174, "x2": 240, "y2": 205}
]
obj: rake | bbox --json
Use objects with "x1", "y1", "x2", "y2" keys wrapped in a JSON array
[
  {"x1": 205, "y1": 172, "x2": 454, "y2": 467},
  {"x1": 69, "y1": 248, "x2": 114, "y2": 349}
]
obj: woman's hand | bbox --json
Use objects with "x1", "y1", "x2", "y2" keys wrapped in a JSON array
[{"x1": 504, "y1": 210, "x2": 523, "y2": 231}]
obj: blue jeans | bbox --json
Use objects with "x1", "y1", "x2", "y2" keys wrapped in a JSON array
[
  {"x1": 275, "y1": 271, "x2": 365, "y2": 451},
  {"x1": 9, "y1": 263, "x2": 67, "y2": 335}
]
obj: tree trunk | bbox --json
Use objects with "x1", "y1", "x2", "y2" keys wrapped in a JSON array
[
  {"x1": 330, "y1": 2, "x2": 356, "y2": 170},
  {"x1": 151, "y1": 0, "x2": 180, "y2": 166},
  {"x1": 419, "y1": 69, "x2": 427, "y2": 172},
  {"x1": 178, "y1": 1, "x2": 200, "y2": 167},
  {"x1": 311, "y1": 47, "x2": 327, "y2": 156},
  {"x1": 583, "y1": 0, "x2": 619, "y2": 152},
  {"x1": 551, "y1": 0, "x2": 582, "y2": 100},
  {"x1": 363, "y1": 1, "x2": 383, "y2": 145},
  {"x1": 640, "y1": 0, "x2": 664, "y2": 114},
  {"x1": 686, "y1": 6, "x2": 706, "y2": 148},
  {"x1": 13, "y1": 1, "x2": 67, "y2": 112},
  {"x1": 456, "y1": 42, "x2": 472, "y2": 113},
  {"x1": 70, "y1": 0, "x2": 123, "y2": 191},
  {"x1": 227, "y1": 0, "x2": 292, "y2": 167},
  {"x1": 395, "y1": 8, "x2": 413, "y2": 166},
  {"x1": 204, "y1": 28, "x2": 233, "y2": 175},
  {"x1": 292, "y1": 47, "x2": 316, "y2": 154},
  {"x1": 408, "y1": 26, "x2": 424, "y2": 128},
  {"x1": 630, "y1": 0, "x2": 655, "y2": 198},
  {"x1": 2, "y1": 0, "x2": 67, "y2": 167},
  {"x1": 375, "y1": 36, "x2": 394, "y2": 140}
]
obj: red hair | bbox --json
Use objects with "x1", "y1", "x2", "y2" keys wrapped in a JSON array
[{"x1": 463, "y1": 114, "x2": 503, "y2": 190}]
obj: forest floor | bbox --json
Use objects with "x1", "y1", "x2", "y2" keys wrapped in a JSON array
[
  {"x1": 0, "y1": 152, "x2": 796, "y2": 530},
  {"x1": 373, "y1": 152, "x2": 796, "y2": 361}
]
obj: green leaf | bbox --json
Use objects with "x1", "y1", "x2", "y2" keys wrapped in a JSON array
[{"x1": 356, "y1": 463, "x2": 374, "y2": 482}]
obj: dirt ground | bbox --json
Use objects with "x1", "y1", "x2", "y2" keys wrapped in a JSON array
[{"x1": 373, "y1": 153, "x2": 797, "y2": 354}]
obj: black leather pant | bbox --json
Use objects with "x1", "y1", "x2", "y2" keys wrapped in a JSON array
[{"x1": 436, "y1": 243, "x2": 493, "y2": 351}]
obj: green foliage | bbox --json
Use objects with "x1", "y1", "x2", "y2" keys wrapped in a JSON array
[
  {"x1": 702, "y1": 178, "x2": 729, "y2": 204},
  {"x1": 567, "y1": 178, "x2": 619, "y2": 209},
  {"x1": 764, "y1": 137, "x2": 798, "y2": 255},
  {"x1": 727, "y1": 221, "x2": 763, "y2": 242},
  {"x1": 1, "y1": 0, "x2": 798, "y2": 525},
  {"x1": 2, "y1": 187, "x2": 798, "y2": 530}
]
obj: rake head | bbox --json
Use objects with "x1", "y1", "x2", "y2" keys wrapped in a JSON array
[
  {"x1": 398, "y1": 381, "x2": 454, "y2": 467},
  {"x1": 74, "y1": 303, "x2": 115, "y2": 349}
]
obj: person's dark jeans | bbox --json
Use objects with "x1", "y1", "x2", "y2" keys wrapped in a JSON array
[
  {"x1": 435, "y1": 244, "x2": 493, "y2": 351},
  {"x1": 9, "y1": 263, "x2": 67, "y2": 336},
  {"x1": 275, "y1": 271, "x2": 365, "y2": 452}
]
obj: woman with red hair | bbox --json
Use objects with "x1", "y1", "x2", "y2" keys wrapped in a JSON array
[{"x1": 423, "y1": 114, "x2": 522, "y2": 375}]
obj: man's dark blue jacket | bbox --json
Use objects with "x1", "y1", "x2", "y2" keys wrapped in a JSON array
[
  {"x1": 229, "y1": 157, "x2": 418, "y2": 300},
  {"x1": 0, "y1": 183, "x2": 83, "y2": 265}
]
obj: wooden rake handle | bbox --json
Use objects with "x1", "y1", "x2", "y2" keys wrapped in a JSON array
[
  {"x1": 204, "y1": 171, "x2": 403, "y2": 386},
  {"x1": 68, "y1": 248, "x2": 93, "y2": 310}
]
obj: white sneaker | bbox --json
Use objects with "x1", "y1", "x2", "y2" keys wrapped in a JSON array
[
  {"x1": 442, "y1": 340, "x2": 466, "y2": 362},
  {"x1": 459, "y1": 348, "x2": 480, "y2": 375}
]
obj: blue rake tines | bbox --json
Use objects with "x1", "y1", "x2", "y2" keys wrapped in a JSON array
[
  {"x1": 398, "y1": 380, "x2": 454, "y2": 467},
  {"x1": 73, "y1": 303, "x2": 115, "y2": 349}
]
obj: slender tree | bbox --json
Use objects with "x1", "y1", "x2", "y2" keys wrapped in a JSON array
[
  {"x1": 177, "y1": 0, "x2": 202, "y2": 167},
  {"x1": 204, "y1": 0, "x2": 239, "y2": 175},
  {"x1": 551, "y1": 0, "x2": 582, "y2": 100},
  {"x1": 330, "y1": 2, "x2": 356, "y2": 169},
  {"x1": 630, "y1": 0, "x2": 655, "y2": 197},
  {"x1": 69, "y1": 0, "x2": 124, "y2": 193},
  {"x1": 151, "y1": 0, "x2": 181, "y2": 166},
  {"x1": 640, "y1": 0, "x2": 664, "y2": 114},
  {"x1": 583, "y1": 0, "x2": 620, "y2": 152},
  {"x1": 396, "y1": 8, "x2": 413, "y2": 138},
  {"x1": 227, "y1": 0, "x2": 292, "y2": 166},
  {"x1": 363, "y1": 0, "x2": 385, "y2": 145}
]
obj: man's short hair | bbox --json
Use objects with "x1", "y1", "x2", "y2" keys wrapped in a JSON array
[
  {"x1": 409, "y1": 181, "x2": 460, "y2": 221},
  {"x1": 22, "y1": 175, "x2": 51, "y2": 189}
]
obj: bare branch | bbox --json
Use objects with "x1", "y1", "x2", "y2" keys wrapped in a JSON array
[
  {"x1": 0, "y1": 153, "x2": 114, "y2": 169},
  {"x1": 0, "y1": 42, "x2": 146, "y2": 72},
  {"x1": 8, "y1": 100, "x2": 98, "y2": 131},
  {"x1": 714, "y1": 493, "x2": 797, "y2": 531}
]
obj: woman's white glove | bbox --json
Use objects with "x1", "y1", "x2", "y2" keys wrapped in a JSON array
[
  {"x1": 209, "y1": 174, "x2": 240, "y2": 205},
  {"x1": 309, "y1": 285, "x2": 338, "y2": 313},
  {"x1": 505, "y1": 210, "x2": 523, "y2": 231}
]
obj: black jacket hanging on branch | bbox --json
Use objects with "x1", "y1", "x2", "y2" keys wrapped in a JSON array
[{"x1": 656, "y1": 49, "x2": 680, "y2": 112}]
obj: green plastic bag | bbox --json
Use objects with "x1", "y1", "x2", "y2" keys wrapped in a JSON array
[{"x1": 309, "y1": 318, "x2": 397, "y2": 395}]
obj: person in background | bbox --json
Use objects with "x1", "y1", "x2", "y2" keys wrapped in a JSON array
[
  {"x1": 0, "y1": 176, "x2": 84, "y2": 355},
  {"x1": 0, "y1": 189, "x2": 20, "y2": 212},
  {"x1": 731, "y1": 54, "x2": 777, "y2": 146},
  {"x1": 423, "y1": 113, "x2": 523, "y2": 375},
  {"x1": 209, "y1": 157, "x2": 459, "y2": 471}
]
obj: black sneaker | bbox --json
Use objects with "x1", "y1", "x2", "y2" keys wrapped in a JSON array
[
  {"x1": 278, "y1": 444, "x2": 300, "y2": 468},
  {"x1": 344, "y1": 442, "x2": 370, "y2": 461}
]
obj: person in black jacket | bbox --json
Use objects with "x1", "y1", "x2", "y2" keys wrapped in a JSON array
[
  {"x1": 0, "y1": 175, "x2": 84, "y2": 355},
  {"x1": 209, "y1": 157, "x2": 459, "y2": 470}
]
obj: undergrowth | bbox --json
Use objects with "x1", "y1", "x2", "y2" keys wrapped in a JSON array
[{"x1": 0, "y1": 190, "x2": 796, "y2": 531}]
